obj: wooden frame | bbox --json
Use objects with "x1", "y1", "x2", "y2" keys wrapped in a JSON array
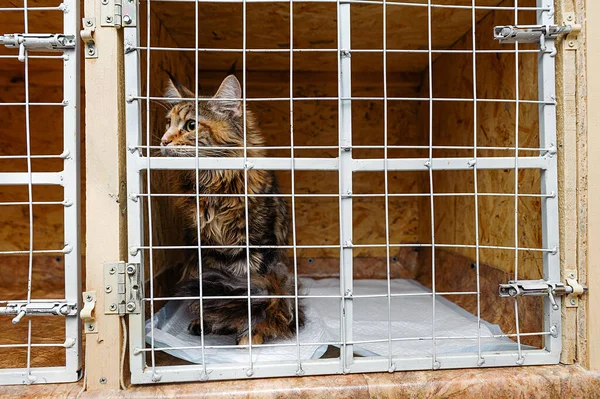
[
  {"x1": 65, "y1": 0, "x2": 600, "y2": 392},
  {"x1": 82, "y1": 0, "x2": 127, "y2": 390},
  {"x1": 586, "y1": 0, "x2": 600, "y2": 371}
]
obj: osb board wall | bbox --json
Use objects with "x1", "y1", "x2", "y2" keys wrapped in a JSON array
[
  {"x1": 0, "y1": 0, "x2": 86, "y2": 256},
  {"x1": 417, "y1": 0, "x2": 544, "y2": 281},
  {"x1": 417, "y1": 249, "x2": 543, "y2": 348},
  {"x1": 146, "y1": 0, "x2": 508, "y2": 74},
  {"x1": 139, "y1": 6, "x2": 434, "y2": 284}
]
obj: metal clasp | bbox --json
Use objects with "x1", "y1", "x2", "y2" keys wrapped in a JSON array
[{"x1": 499, "y1": 278, "x2": 588, "y2": 310}]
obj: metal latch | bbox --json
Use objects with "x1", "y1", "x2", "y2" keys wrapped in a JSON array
[
  {"x1": 499, "y1": 279, "x2": 588, "y2": 310},
  {"x1": 0, "y1": 301, "x2": 78, "y2": 324},
  {"x1": 494, "y1": 23, "x2": 581, "y2": 49},
  {"x1": 80, "y1": 18, "x2": 97, "y2": 59},
  {"x1": 0, "y1": 33, "x2": 76, "y2": 61},
  {"x1": 104, "y1": 262, "x2": 142, "y2": 316}
]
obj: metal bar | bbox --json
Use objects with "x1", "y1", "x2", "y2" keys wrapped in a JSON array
[
  {"x1": 426, "y1": 0, "x2": 439, "y2": 371},
  {"x1": 240, "y1": 0, "x2": 258, "y2": 374},
  {"x1": 128, "y1": 45, "x2": 543, "y2": 54},
  {"x1": 131, "y1": 144, "x2": 554, "y2": 151},
  {"x1": 134, "y1": 156, "x2": 549, "y2": 171},
  {"x1": 61, "y1": 0, "x2": 82, "y2": 378},
  {"x1": 129, "y1": 192, "x2": 554, "y2": 199},
  {"x1": 382, "y1": 0, "x2": 394, "y2": 371},
  {"x1": 131, "y1": 243, "x2": 556, "y2": 251},
  {"x1": 22, "y1": 1, "x2": 35, "y2": 383},
  {"x1": 124, "y1": 4, "x2": 147, "y2": 381},
  {"x1": 470, "y1": 0, "x2": 483, "y2": 368},
  {"x1": 193, "y1": 0, "x2": 208, "y2": 376},
  {"x1": 337, "y1": 0, "x2": 353, "y2": 373},
  {"x1": 129, "y1": 95, "x2": 554, "y2": 104},
  {"x1": 129, "y1": 349, "x2": 558, "y2": 384},
  {"x1": 537, "y1": 0, "x2": 561, "y2": 362},
  {"x1": 144, "y1": 0, "x2": 158, "y2": 381},
  {"x1": 0, "y1": 172, "x2": 64, "y2": 185},
  {"x1": 136, "y1": 0, "x2": 548, "y2": 10},
  {"x1": 289, "y1": 0, "x2": 303, "y2": 375}
]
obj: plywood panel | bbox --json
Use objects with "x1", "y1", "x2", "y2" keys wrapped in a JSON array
[
  {"x1": 417, "y1": 0, "x2": 542, "y2": 279},
  {"x1": 146, "y1": 0, "x2": 507, "y2": 74}
]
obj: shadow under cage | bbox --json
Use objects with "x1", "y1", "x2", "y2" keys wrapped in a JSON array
[{"x1": 123, "y1": 0, "x2": 561, "y2": 384}]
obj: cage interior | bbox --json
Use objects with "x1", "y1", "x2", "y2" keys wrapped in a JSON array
[{"x1": 136, "y1": 0, "x2": 547, "y2": 369}]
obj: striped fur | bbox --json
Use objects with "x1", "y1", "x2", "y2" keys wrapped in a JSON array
[{"x1": 160, "y1": 74, "x2": 304, "y2": 344}]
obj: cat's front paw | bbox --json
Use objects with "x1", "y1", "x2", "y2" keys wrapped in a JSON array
[
  {"x1": 188, "y1": 319, "x2": 202, "y2": 336},
  {"x1": 237, "y1": 334, "x2": 263, "y2": 347}
]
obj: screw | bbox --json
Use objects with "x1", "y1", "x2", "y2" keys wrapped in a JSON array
[
  {"x1": 87, "y1": 47, "x2": 95, "y2": 56},
  {"x1": 568, "y1": 40, "x2": 575, "y2": 48},
  {"x1": 99, "y1": 377, "x2": 107, "y2": 384},
  {"x1": 85, "y1": 19, "x2": 93, "y2": 27},
  {"x1": 567, "y1": 15, "x2": 573, "y2": 21},
  {"x1": 570, "y1": 298, "x2": 577, "y2": 305},
  {"x1": 123, "y1": 15, "x2": 132, "y2": 25},
  {"x1": 109, "y1": 266, "x2": 116, "y2": 275},
  {"x1": 105, "y1": 285, "x2": 112, "y2": 293},
  {"x1": 126, "y1": 265, "x2": 136, "y2": 275},
  {"x1": 101, "y1": 0, "x2": 108, "y2": 3},
  {"x1": 568, "y1": 272, "x2": 576, "y2": 279},
  {"x1": 85, "y1": 294, "x2": 93, "y2": 302},
  {"x1": 109, "y1": 304, "x2": 117, "y2": 311},
  {"x1": 87, "y1": 324, "x2": 95, "y2": 331},
  {"x1": 106, "y1": 16, "x2": 113, "y2": 23},
  {"x1": 126, "y1": 302, "x2": 136, "y2": 312}
]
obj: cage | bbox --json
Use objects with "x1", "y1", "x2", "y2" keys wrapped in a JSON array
[
  {"x1": 0, "y1": 0, "x2": 596, "y2": 393},
  {"x1": 121, "y1": 0, "x2": 561, "y2": 384}
]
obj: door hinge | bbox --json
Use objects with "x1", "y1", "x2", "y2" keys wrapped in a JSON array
[
  {"x1": 499, "y1": 278, "x2": 588, "y2": 310},
  {"x1": 0, "y1": 301, "x2": 78, "y2": 324},
  {"x1": 104, "y1": 262, "x2": 142, "y2": 316},
  {"x1": 494, "y1": 23, "x2": 581, "y2": 47},
  {"x1": 100, "y1": 0, "x2": 136, "y2": 28},
  {"x1": 80, "y1": 18, "x2": 97, "y2": 59},
  {"x1": 0, "y1": 34, "x2": 76, "y2": 61}
]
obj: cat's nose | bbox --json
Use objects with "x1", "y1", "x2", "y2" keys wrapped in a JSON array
[{"x1": 161, "y1": 138, "x2": 171, "y2": 146}]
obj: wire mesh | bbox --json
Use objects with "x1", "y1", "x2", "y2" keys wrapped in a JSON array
[
  {"x1": 0, "y1": 0, "x2": 81, "y2": 385},
  {"x1": 124, "y1": 0, "x2": 562, "y2": 384}
]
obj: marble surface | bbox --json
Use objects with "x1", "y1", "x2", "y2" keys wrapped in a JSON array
[{"x1": 3, "y1": 365, "x2": 600, "y2": 398}]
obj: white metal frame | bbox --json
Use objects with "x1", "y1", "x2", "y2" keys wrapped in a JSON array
[
  {"x1": 125, "y1": 0, "x2": 561, "y2": 384},
  {"x1": 0, "y1": 0, "x2": 81, "y2": 385}
]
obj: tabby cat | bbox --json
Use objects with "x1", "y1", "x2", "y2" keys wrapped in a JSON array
[{"x1": 160, "y1": 73, "x2": 304, "y2": 345}]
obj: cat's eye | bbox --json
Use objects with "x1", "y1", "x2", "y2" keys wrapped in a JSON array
[{"x1": 183, "y1": 120, "x2": 196, "y2": 132}]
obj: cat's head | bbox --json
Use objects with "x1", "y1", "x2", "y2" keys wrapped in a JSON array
[{"x1": 160, "y1": 74, "x2": 254, "y2": 157}]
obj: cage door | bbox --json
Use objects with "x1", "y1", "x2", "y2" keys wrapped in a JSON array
[{"x1": 0, "y1": 0, "x2": 81, "y2": 385}]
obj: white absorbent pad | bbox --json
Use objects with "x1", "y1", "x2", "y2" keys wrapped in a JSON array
[{"x1": 146, "y1": 278, "x2": 528, "y2": 364}]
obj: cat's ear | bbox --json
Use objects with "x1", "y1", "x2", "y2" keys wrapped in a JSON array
[
  {"x1": 164, "y1": 71, "x2": 194, "y2": 100},
  {"x1": 209, "y1": 75, "x2": 242, "y2": 117}
]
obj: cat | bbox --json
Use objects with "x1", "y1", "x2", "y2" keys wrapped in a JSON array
[{"x1": 160, "y1": 73, "x2": 304, "y2": 346}]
